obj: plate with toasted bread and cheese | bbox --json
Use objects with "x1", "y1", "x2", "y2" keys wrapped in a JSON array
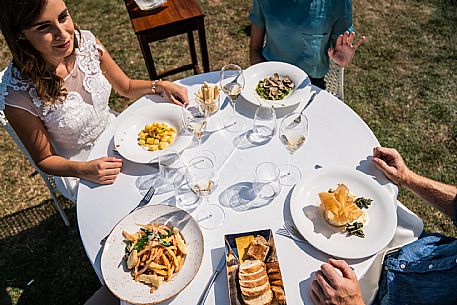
[{"x1": 224, "y1": 229, "x2": 286, "y2": 305}]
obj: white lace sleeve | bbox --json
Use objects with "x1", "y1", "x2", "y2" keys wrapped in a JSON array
[
  {"x1": 4, "y1": 89, "x2": 41, "y2": 117},
  {"x1": 79, "y1": 30, "x2": 106, "y2": 56},
  {"x1": 1, "y1": 63, "x2": 40, "y2": 116}
]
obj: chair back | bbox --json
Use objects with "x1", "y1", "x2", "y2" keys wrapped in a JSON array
[
  {"x1": 324, "y1": 60, "x2": 344, "y2": 101},
  {"x1": 0, "y1": 110, "x2": 70, "y2": 226}
]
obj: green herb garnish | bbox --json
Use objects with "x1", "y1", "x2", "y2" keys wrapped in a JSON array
[
  {"x1": 160, "y1": 241, "x2": 172, "y2": 247},
  {"x1": 355, "y1": 197, "x2": 373, "y2": 209},
  {"x1": 345, "y1": 221, "x2": 365, "y2": 238},
  {"x1": 134, "y1": 236, "x2": 148, "y2": 251}
]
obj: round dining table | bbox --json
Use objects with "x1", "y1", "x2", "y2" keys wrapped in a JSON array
[{"x1": 77, "y1": 71, "x2": 423, "y2": 305}]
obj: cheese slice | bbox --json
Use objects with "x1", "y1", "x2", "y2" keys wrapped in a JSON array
[{"x1": 235, "y1": 235, "x2": 254, "y2": 264}]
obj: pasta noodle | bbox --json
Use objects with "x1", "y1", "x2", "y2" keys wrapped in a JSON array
[
  {"x1": 137, "y1": 122, "x2": 177, "y2": 151},
  {"x1": 123, "y1": 223, "x2": 187, "y2": 293}
]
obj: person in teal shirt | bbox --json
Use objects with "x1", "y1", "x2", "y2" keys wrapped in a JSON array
[{"x1": 249, "y1": 0, "x2": 365, "y2": 89}]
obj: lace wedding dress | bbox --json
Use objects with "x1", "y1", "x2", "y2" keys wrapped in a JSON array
[{"x1": 0, "y1": 30, "x2": 115, "y2": 201}]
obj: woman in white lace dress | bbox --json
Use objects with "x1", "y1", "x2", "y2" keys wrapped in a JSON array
[{"x1": 0, "y1": 0, "x2": 188, "y2": 201}]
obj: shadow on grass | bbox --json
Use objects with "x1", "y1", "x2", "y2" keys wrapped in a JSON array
[{"x1": 0, "y1": 197, "x2": 100, "y2": 305}]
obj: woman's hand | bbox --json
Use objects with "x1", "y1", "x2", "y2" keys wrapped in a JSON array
[
  {"x1": 311, "y1": 259, "x2": 365, "y2": 305},
  {"x1": 79, "y1": 157, "x2": 123, "y2": 185},
  {"x1": 328, "y1": 31, "x2": 366, "y2": 67},
  {"x1": 372, "y1": 146, "x2": 412, "y2": 186},
  {"x1": 156, "y1": 80, "x2": 188, "y2": 105}
]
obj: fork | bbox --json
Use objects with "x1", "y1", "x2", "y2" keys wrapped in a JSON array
[
  {"x1": 286, "y1": 91, "x2": 317, "y2": 129},
  {"x1": 276, "y1": 221, "x2": 309, "y2": 244},
  {"x1": 100, "y1": 186, "x2": 156, "y2": 245}
]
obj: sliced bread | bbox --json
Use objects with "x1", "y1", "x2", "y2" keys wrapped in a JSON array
[
  {"x1": 270, "y1": 285, "x2": 286, "y2": 304},
  {"x1": 239, "y1": 273, "x2": 269, "y2": 288},
  {"x1": 239, "y1": 267, "x2": 267, "y2": 281},
  {"x1": 240, "y1": 280, "x2": 271, "y2": 297},
  {"x1": 240, "y1": 259, "x2": 264, "y2": 274},
  {"x1": 241, "y1": 289, "x2": 273, "y2": 305}
]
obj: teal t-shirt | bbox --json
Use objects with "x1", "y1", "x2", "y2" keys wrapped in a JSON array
[{"x1": 249, "y1": 0, "x2": 354, "y2": 78}]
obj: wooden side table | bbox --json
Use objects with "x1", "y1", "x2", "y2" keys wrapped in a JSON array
[{"x1": 124, "y1": 0, "x2": 210, "y2": 80}]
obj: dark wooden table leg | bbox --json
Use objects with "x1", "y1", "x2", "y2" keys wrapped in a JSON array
[
  {"x1": 197, "y1": 18, "x2": 210, "y2": 73},
  {"x1": 137, "y1": 35, "x2": 158, "y2": 80},
  {"x1": 187, "y1": 31, "x2": 201, "y2": 74}
]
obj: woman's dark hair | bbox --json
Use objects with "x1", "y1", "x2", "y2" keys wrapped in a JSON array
[{"x1": 0, "y1": 0, "x2": 79, "y2": 105}]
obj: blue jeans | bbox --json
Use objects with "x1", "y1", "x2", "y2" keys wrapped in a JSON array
[{"x1": 373, "y1": 233, "x2": 457, "y2": 305}]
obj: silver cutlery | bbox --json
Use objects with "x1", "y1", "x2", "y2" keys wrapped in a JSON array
[
  {"x1": 100, "y1": 186, "x2": 156, "y2": 245},
  {"x1": 197, "y1": 254, "x2": 226, "y2": 305},
  {"x1": 287, "y1": 91, "x2": 317, "y2": 129},
  {"x1": 276, "y1": 221, "x2": 309, "y2": 244}
]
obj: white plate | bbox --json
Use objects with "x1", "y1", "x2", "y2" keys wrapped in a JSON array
[
  {"x1": 101, "y1": 205, "x2": 203, "y2": 305},
  {"x1": 290, "y1": 168, "x2": 397, "y2": 259},
  {"x1": 241, "y1": 61, "x2": 312, "y2": 108},
  {"x1": 134, "y1": 0, "x2": 166, "y2": 10},
  {"x1": 114, "y1": 103, "x2": 192, "y2": 163}
]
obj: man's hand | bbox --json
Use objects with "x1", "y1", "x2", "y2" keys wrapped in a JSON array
[
  {"x1": 310, "y1": 259, "x2": 365, "y2": 305},
  {"x1": 328, "y1": 31, "x2": 366, "y2": 67},
  {"x1": 372, "y1": 146, "x2": 412, "y2": 186}
]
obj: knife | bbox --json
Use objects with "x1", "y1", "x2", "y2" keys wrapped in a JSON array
[{"x1": 197, "y1": 254, "x2": 226, "y2": 305}]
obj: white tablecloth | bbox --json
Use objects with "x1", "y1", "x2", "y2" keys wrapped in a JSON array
[{"x1": 77, "y1": 72, "x2": 423, "y2": 305}]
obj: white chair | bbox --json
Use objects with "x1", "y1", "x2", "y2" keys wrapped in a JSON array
[
  {"x1": 324, "y1": 60, "x2": 344, "y2": 101},
  {"x1": 0, "y1": 110, "x2": 70, "y2": 226}
]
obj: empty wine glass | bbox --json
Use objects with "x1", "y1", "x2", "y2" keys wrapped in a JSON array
[
  {"x1": 182, "y1": 99, "x2": 208, "y2": 147},
  {"x1": 278, "y1": 112, "x2": 309, "y2": 186},
  {"x1": 137, "y1": 149, "x2": 183, "y2": 195},
  {"x1": 220, "y1": 64, "x2": 246, "y2": 133},
  {"x1": 253, "y1": 162, "x2": 281, "y2": 199},
  {"x1": 186, "y1": 156, "x2": 224, "y2": 229},
  {"x1": 253, "y1": 106, "x2": 277, "y2": 139},
  {"x1": 174, "y1": 170, "x2": 201, "y2": 210}
]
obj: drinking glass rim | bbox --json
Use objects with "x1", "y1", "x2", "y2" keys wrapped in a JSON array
[{"x1": 255, "y1": 161, "x2": 280, "y2": 182}]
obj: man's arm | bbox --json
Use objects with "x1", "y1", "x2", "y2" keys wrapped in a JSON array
[{"x1": 373, "y1": 146, "x2": 457, "y2": 219}]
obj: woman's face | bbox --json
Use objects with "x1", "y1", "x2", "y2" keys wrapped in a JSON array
[{"x1": 22, "y1": 0, "x2": 75, "y2": 64}]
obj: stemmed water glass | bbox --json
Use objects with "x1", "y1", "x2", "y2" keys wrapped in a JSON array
[
  {"x1": 186, "y1": 156, "x2": 224, "y2": 229},
  {"x1": 278, "y1": 112, "x2": 309, "y2": 186},
  {"x1": 182, "y1": 99, "x2": 208, "y2": 147},
  {"x1": 220, "y1": 64, "x2": 246, "y2": 133}
]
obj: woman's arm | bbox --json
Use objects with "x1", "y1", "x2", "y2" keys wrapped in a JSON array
[
  {"x1": 249, "y1": 23, "x2": 266, "y2": 65},
  {"x1": 4, "y1": 106, "x2": 122, "y2": 185},
  {"x1": 96, "y1": 40, "x2": 188, "y2": 105}
]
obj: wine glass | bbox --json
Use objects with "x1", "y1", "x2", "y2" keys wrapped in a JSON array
[
  {"x1": 137, "y1": 150, "x2": 183, "y2": 195},
  {"x1": 220, "y1": 64, "x2": 246, "y2": 133},
  {"x1": 186, "y1": 156, "x2": 224, "y2": 229},
  {"x1": 182, "y1": 99, "x2": 208, "y2": 147},
  {"x1": 253, "y1": 106, "x2": 277, "y2": 139},
  {"x1": 278, "y1": 112, "x2": 309, "y2": 186}
]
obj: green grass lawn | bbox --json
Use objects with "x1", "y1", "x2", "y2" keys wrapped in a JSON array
[{"x1": 0, "y1": 0, "x2": 456, "y2": 304}]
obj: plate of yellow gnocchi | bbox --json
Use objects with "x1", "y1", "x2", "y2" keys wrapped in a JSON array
[{"x1": 114, "y1": 103, "x2": 192, "y2": 163}]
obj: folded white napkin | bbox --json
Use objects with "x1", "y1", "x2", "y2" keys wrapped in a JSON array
[{"x1": 359, "y1": 201, "x2": 424, "y2": 305}]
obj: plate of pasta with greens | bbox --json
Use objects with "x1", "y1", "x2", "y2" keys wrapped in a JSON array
[{"x1": 101, "y1": 204, "x2": 203, "y2": 304}]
